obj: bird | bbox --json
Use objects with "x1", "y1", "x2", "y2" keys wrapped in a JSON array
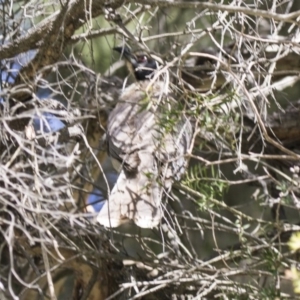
[{"x1": 97, "y1": 46, "x2": 191, "y2": 228}]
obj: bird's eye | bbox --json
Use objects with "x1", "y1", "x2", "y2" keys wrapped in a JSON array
[{"x1": 137, "y1": 55, "x2": 147, "y2": 63}]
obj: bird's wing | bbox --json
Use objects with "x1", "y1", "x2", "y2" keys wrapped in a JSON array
[
  {"x1": 98, "y1": 82, "x2": 164, "y2": 227},
  {"x1": 156, "y1": 114, "x2": 192, "y2": 188},
  {"x1": 97, "y1": 151, "x2": 163, "y2": 228}
]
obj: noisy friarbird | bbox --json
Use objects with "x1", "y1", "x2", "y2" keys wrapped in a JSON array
[{"x1": 97, "y1": 46, "x2": 192, "y2": 228}]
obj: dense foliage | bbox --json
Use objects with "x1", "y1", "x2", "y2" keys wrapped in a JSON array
[{"x1": 1, "y1": 0, "x2": 300, "y2": 299}]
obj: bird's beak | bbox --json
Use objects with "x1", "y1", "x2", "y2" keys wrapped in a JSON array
[
  {"x1": 113, "y1": 46, "x2": 137, "y2": 66},
  {"x1": 113, "y1": 46, "x2": 132, "y2": 59}
]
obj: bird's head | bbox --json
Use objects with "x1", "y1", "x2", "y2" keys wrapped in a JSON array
[{"x1": 113, "y1": 46, "x2": 158, "y2": 81}]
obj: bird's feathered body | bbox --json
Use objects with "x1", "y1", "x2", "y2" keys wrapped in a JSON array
[{"x1": 97, "y1": 47, "x2": 191, "y2": 228}]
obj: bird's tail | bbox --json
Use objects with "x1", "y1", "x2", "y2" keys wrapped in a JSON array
[{"x1": 97, "y1": 155, "x2": 162, "y2": 228}]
